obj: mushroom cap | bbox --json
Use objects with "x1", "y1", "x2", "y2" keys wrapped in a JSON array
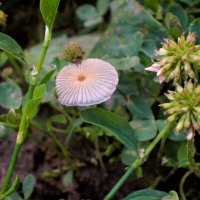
[{"x1": 56, "y1": 58, "x2": 118, "y2": 106}]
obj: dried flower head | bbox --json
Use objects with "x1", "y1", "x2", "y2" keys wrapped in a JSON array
[
  {"x1": 160, "y1": 82, "x2": 200, "y2": 133},
  {"x1": 56, "y1": 58, "x2": 118, "y2": 106},
  {"x1": 0, "y1": 10, "x2": 7, "y2": 27},
  {"x1": 63, "y1": 43, "x2": 85, "y2": 63},
  {"x1": 145, "y1": 33, "x2": 200, "y2": 84}
]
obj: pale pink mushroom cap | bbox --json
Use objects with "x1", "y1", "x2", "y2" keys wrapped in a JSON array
[{"x1": 56, "y1": 58, "x2": 118, "y2": 106}]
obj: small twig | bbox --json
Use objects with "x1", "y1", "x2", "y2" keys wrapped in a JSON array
[{"x1": 94, "y1": 138, "x2": 107, "y2": 173}]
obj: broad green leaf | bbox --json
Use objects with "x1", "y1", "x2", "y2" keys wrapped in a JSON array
[
  {"x1": 166, "y1": 3, "x2": 188, "y2": 29},
  {"x1": 121, "y1": 142, "x2": 149, "y2": 166},
  {"x1": 62, "y1": 170, "x2": 73, "y2": 187},
  {"x1": 90, "y1": 1, "x2": 168, "y2": 58},
  {"x1": 128, "y1": 96, "x2": 154, "y2": 119},
  {"x1": 80, "y1": 108, "x2": 137, "y2": 150},
  {"x1": 144, "y1": 0, "x2": 159, "y2": 12},
  {"x1": 165, "y1": 13, "x2": 182, "y2": 39},
  {"x1": 33, "y1": 84, "x2": 46, "y2": 99},
  {"x1": 123, "y1": 189, "x2": 167, "y2": 200},
  {"x1": 156, "y1": 120, "x2": 186, "y2": 141},
  {"x1": 163, "y1": 141, "x2": 188, "y2": 167},
  {"x1": 0, "y1": 32, "x2": 26, "y2": 65},
  {"x1": 189, "y1": 19, "x2": 200, "y2": 44},
  {"x1": 22, "y1": 174, "x2": 36, "y2": 200},
  {"x1": 97, "y1": 0, "x2": 110, "y2": 15},
  {"x1": 102, "y1": 56, "x2": 140, "y2": 70},
  {"x1": 0, "y1": 124, "x2": 13, "y2": 138},
  {"x1": 84, "y1": 17, "x2": 102, "y2": 27},
  {"x1": 129, "y1": 119, "x2": 157, "y2": 141},
  {"x1": 0, "y1": 82, "x2": 22, "y2": 109},
  {"x1": 76, "y1": 5, "x2": 99, "y2": 21},
  {"x1": 5, "y1": 192, "x2": 22, "y2": 200},
  {"x1": 40, "y1": 0, "x2": 60, "y2": 30},
  {"x1": 0, "y1": 51, "x2": 8, "y2": 67},
  {"x1": 163, "y1": 191, "x2": 179, "y2": 200}
]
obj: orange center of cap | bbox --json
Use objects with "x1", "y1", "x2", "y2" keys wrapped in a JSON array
[{"x1": 77, "y1": 74, "x2": 86, "y2": 82}]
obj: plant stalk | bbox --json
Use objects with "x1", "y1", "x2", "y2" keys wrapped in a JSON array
[
  {"x1": 0, "y1": 144, "x2": 21, "y2": 194},
  {"x1": 0, "y1": 26, "x2": 52, "y2": 196},
  {"x1": 104, "y1": 122, "x2": 175, "y2": 200}
]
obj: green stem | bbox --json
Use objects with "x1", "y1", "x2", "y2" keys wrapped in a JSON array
[
  {"x1": 104, "y1": 122, "x2": 175, "y2": 200},
  {"x1": 46, "y1": 130, "x2": 72, "y2": 162},
  {"x1": 179, "y1": 170, "x2": 193, "y2": 200},
  {"x1": 0, "y1": 26, "x2": 52, "y2": 196},
  {"x1": 0, "y1": 144, "x2": 21, "y2": 194},
  {"x1": 187, "y1": 137, "x2": 196, "y2": 169}
]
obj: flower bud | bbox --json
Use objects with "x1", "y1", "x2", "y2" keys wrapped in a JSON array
[
  {"x1": 0, "y1": 10, "x2": 7, "y2": 27},
  {"x1": 146, "y1": 32, "x2": 200, "y2": 85},
  {"x1": 186, "y1": 32, "x2": 196, "y2": 46},
  {"x1": 175, "y1": 114, "x2": 186, "y2": 132},
  {"x1": 63, "y1": 43, "x2": 85, "y2": 63}
]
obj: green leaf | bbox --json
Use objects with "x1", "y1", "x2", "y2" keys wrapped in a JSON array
[
  {"x1": 76, "y1": 4, "x2": 99, "y2": 21},
  {"x1": 121, "y1": 147, "x2": 138, "y2": 166},
  {"x1": 0, "y1": 32, "x2": 26, "y2": 65},
  {"x1": 47, "y1": 114, "x2": 67, "y2": 131},
  {"x1": 80, "y1": 108, "x2": 138, "y2": 150},
  {"x1": 84, "y1": 17, "x2": 102, "y2": 27},
  {"x1": 165, "y1": 13, "x2": 182, "y2": 39},
  {"x1": 40, "y1": 0, "x2": 60, "y2": 30},
  {"x1": 123, "y1": 189, "x2": 168, "y2": 200},
  {"x1": 0, "y1": 82, "x2": 23, "y2": 109},
  {"x1": 33, "y1": 84, "x2": 46, "y2": 99},
  {"x1": 102, "y1": 56, "x2": 140, "y2": 71},
  {"x1": 62, "y1": 170, "x2": 73, "y2": 187},
  {"x1": 163, "y1": 141, "x2": 188, "y2": 167},
  {"x1": 40, "y1": 68, "x2": 56, "y2": 84},
  {"x1": 90, "y1": 1, "x2": 168, "y2": 58},
  {"x1": 163, "y1": 191, "x2": 179, "y2": 200},
  {"x1": 156, "y1": 120, "x2": 186, "y2": 141},
  {"x1": 5, "y1": 192, "x2": 22, "y2": 200},
  {"x1": 128, "y1": 96, "x2": 154, "y2": 119},
  {"x1": 22, "y1": 174, "x2": 36, "y2": 200},
  {"x1": 129, "y1": 119, "x2": 157, "y2": 141},
  {"x1": 25, "y1": 98, "x2": 42, "y2": 121},
  {"x1": 97, "y1": 0, "x2": 110, "y2": 15},
  {"x1": 166, "y1": 3, "x2": 188, "y2": 29},
  {"x1": 0, "y1": 51, "x2": 8, "y2": 67},
  {"x1": 189, "y1": 19, "x2": 200, "y2": 44},
  {"x1": 24, "y1": 84, "x2": 46, "y2": 120},
  {"x1": 0, "y1": 124, "x2": 13, "y2": 138}
]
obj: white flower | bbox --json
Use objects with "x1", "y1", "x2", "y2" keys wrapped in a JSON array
[{"x1": 56, "y1": 58, "x2": 118, "y2": 106}]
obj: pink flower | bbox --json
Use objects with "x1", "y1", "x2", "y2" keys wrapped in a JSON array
[
  {"x1": 56, "y1": 58, "x2": 118, "y2": 106},
  {"x1": 145, "y1": 63, "x2": 160, "y2": 72}
]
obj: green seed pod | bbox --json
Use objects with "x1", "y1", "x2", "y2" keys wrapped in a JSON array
[
  {"x1": 166, "y1": 113, "x2": 178, "y2": 122},
  {"x1": 175, "y1": 114, "x2": 186, "y2": 132},
  {"x1": 184, "y1": 112, "x2": 191, "y2": 129},
  {"x1": 0, "y1": 10, "x2": 7, "y2": 27},
  {"x1": 159, "y1": 103, "x2": 173, "y2": 109}
]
